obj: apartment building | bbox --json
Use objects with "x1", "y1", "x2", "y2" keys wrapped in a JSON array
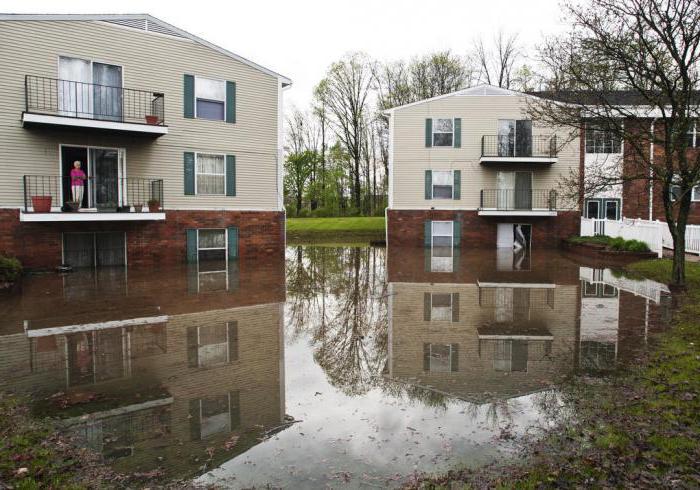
[
  {"x1": 0, "y1": 14, "x2": 289, "y2": 269},
  {"x1": 385, "y1": 85, "x2": 581, "y2": 253}
]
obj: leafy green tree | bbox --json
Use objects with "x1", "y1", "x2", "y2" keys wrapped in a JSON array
[{"x1": 284, "y1": 150, "x2": 318, "y2": 216}]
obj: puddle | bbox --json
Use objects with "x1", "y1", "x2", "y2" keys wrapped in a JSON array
[{"x1": 0, "y1": 246, "x2": 672, "y2": 488}]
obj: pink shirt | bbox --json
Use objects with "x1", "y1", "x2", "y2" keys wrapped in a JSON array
[{"x1": 70, "y1": 168, "x2": 86, "y2": 186}]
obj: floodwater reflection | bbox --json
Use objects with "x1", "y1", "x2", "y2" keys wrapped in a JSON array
[{"x1": 0, "y1": 245, "x2": 672, "y2": 488}]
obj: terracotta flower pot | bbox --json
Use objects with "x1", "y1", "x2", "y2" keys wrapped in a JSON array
[
  {"x1": 32, "y1": 196, "x2": 52, "y2": 213},
  {"x1": 145, "y1": 115, "x2": 159, "y2": 125}
]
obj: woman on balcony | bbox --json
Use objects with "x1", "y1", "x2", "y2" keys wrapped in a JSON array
[{"x1": 70, "y1": 160, "x2": 86, "y2": 208}]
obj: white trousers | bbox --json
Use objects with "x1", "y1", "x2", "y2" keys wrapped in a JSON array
[{"x1": 71, "y1": 185, "x2": 84, "y2": 207}]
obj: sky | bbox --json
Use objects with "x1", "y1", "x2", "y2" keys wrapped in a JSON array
[{"x1": 3, "y1": 0, "x2": 569, "y2": 110}]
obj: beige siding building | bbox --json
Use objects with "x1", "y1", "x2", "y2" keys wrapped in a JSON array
[
  {"x1": 0, "y1": 14, "x2": 290, "y2": 269},
  {"x1": 385, "y1": 85, "x2": 581, "y2": 251}
]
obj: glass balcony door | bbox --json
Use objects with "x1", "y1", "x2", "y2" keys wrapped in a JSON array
[{"x1": 58, "y1": 56, "x2": 122, "y2": 121}]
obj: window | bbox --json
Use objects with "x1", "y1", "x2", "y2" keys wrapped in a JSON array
[
  {"x1": 197, "y1": 324, "x2": 229, "y2": 367},
  {"x1": 585, "y1": 123, "x2": 621, "y2": 154},
  {"x1": 430, "y1": 293, "x2": 453, "y2": 321},
  {"x1": 494, "y1": 340, "x2": 528, "y2": 372},
  {"x1": 432, "y1": 221, "x2": 453, "y2": 248},
  {"x1": 605, "y1": 200, "x2": 619, "y2": 220},
  {"x1": 197, "y1": 229, "x2": 226, "y2": 265},
  {"x1": 581, "y1": 280, "x2": 619, "y2": 298},
  {"x1": 195, "y1": 77, "x2": 225, "y2": 121},
  {"x1": 429, "y1": 344, "x2": 452, "y2": 372},
  {"x1": 694, "y1": 184, "x2": 700, "y2": 202},
  {"x1": 686, "y1": 120, "x2": 699, "y2": 148},
  {"x1": 585, "y1": 200, "x2": 600, "y2": 219},
  {"x1": 196, "y1": 153, "x2": 225, "y2": 195},
  {"x1": 584, "y1": 198, "x2": 620, "y2": 220},
  {"x1": 498, "y1": 119, "x2": 532, "y2": 157},
  {"x1": 199, "y1": 395, "x2": 231, "y2": 438},
  {"x1": 432, "y1": 171, "x2": 454, "y2": 199},
  {"x1": 432, "y1": 118, "x2": 454, "y2": 147}
]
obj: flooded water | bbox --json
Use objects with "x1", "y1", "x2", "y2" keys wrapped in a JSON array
[{"x1": 0, "y1": 245, "x2": 672, "y2": 488}]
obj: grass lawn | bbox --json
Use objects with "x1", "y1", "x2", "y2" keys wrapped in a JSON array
[
  {"x1": 286, "y1": 217, "x2": 385, "y2": 240},
  {"x1": 417, "y1": 259, "x2": 700, "y2": 489}
]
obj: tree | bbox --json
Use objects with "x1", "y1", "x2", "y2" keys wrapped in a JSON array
[
  {"x1": 317, "y1": 53, "x2": 374, "y2": 211},
  {"x1": 284, "y1": 150, "x2": 317, "y2": 216},
  {"x1": 472, "y1": 31, "x2": 523, "y2": 89},
  {"x1": 528, "y1": 0, "x2": 700, "y2": 286}
]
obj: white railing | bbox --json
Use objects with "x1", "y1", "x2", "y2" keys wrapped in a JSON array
[
  {"x1": 581, "y1": 217, "x2": 700, "y2": 257},
  {"x1": 579, "y1": 267, "x2": 670, "y2": 304}
]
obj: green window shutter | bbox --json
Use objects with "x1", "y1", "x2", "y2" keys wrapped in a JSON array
[
  {"x1": 186, "y1": 326, "x2": 199, "y2": 367},
  {"x1": 226, "y1": 81, "x2": 236, "y2": 123},
  {"x1": 186, "y1": 229, "x2": 197, "y2": 263},
  {"x1": 183, "y1": 74, "x2": 195, "y2": 118},
  {"x1": 451, "y1": 293, "x2": 460, "y2": 322},
  {"x1": 453, "y1": 220, "x2": 461, "y2": 248},
  {"x1": 184, "y1": 152, "x2": 195, "y2": 195},
  {"x1": 423, "y1": 343, "x2": 431, "y2": 371},
  {"x1": 425, "y1": 170, "x2": 432, "y2": 200},
  {"x1": 227, "y1": 321, "x2": 239, "y2": 362},
  {"x1": 453, "y1": 170, "x2": 461, "y2": 200},
  {"x1": 423, "y1": 293, "x2": 431, "y2": 321},
  {"x1": 425, "y1": 119, "x2": 433, "y2": 147},
  {"x1": 227, "y1": 226, "x2": 239, "y2": 260},
  {"x1": 226, "y1": 155, "x2": 236, "y2": 196},
  {"x1": 188, "y1": 399, "x2": 201, "y2": 440},
  {"x1": 450, "y1": 344, "x2": 459, "y2": 372},
  {"x1": 424, "y1": 220, "x2": 432, "y2": 248},
  {"x1": 454, "y1": 118, "x2": 461, "y2": 147}
]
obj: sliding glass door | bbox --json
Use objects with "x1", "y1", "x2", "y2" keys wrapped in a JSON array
[{"x1": 58, "y1": 56, "x2": 122, "y2": 121}]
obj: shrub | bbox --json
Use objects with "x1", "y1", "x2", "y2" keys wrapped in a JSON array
[
  {"x1": 609, "y1": 237, "x2": 627, "y2": 251},
  {"x1": 0, "y1": 256, "x2": 22, "y2": 282},
  {"x1": 625, "y1": 239, "x2": 650, "y2": 252},
  {"x1": 296, "y1": 209, "x2": 311, "y2": 218}
]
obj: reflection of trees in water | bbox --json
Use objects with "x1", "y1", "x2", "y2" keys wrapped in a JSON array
[{"x1": 285, "y1": 246, "x2": 388, "y2": 395}]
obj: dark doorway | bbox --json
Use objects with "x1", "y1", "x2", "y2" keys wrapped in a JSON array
[
  {"x1": 63, "y1": 232, "x2": 126, "y2": 268},
  {"x1": 61, "y1": 146, "x2": 89, "y2": 208}
]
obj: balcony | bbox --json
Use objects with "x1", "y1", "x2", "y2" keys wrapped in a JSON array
[
  {"x1": 22, "y1": 75, "x2": 168, "y2": 136},
  {"x1": 478, "y1": 189, "x2": 558, "y2": 216},
  {"x1": 480, "y1": 135, "x2": 557, "y2": 164},
  {"x1": 21, "y1": 175, "x2": 166, "y2": 222}
]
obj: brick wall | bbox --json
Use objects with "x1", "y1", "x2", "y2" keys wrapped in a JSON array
[
  {"x1": 0, "y1": 209, "x2": 285, "y2": 269},
  {"x1": 387, "y1": 210, "x2": 580, "y2": 249}
]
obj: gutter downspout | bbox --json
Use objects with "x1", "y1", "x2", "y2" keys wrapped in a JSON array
[{"x1": 649, "y1": 119, "x2": 655, "y2": 221}]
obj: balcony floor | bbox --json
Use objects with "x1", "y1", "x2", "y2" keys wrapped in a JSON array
[
  {"x1": 22, "y1": 112, "x2": 168, "y2": 136},
  {"x1": 20, "y1": 211, "x2": 166, "y2": 222},
  {"x1": 478, "y1": 209, "x2": 558, "y2": 217},
  {"x1": 479, "y1": 156, "x2": 557, "y2": 164}
]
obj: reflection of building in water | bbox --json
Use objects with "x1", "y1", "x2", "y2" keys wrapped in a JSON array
[
  {"x1": 578, "y1": 267, "x2": 671, "y2": 371},
  {"x1": 0, "y1": 258, "x2": 286, "y2": 479},
  {"x1": 387, "y1": 247, "x2": 581, "y2": 402}
]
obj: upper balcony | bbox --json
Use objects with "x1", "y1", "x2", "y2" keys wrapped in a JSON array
[
  {"x1": 478, "y1": 189, "x2": 558, "y2": 216},
  {"x1": 480, "y1": 135, "x2": 557, "y2": 164},
  {"x1": 20, "y1": 175, "x2": 166, "y2": 222},
  {"x1": 22, "y1": 75, "x2": 168, "y2": 136}
]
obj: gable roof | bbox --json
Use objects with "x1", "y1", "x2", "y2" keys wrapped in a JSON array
[
  {"x1": 384, "y1": 84, "x2": 531, "y2": 114},
  {"x1": 0, "y1": 13, "x2": 291, "y2": 85}
]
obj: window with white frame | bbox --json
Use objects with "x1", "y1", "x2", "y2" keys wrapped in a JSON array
[
  {"x1": 686, "y1": 120, "x2": 699, "y2": 148},
  {"x1": 668, "y1": 175, "x2": 698, "y2": 202},
  {"x1": 585, "y1": 123, "x2": 621, "y2": 154},
  {"x1": 428, "y1": 344, "x2": 452, "y2": 372},
  {"x1": 198, "y1": 394, "x2": 231, "y2": 438},
  {"x1": 430, "y1": 293, "x2": 453, "y2": 321},
  {"x1": 195, "y1": 77, "x2": 226, "y2": 121},
  {"x1": 432, "y1": 170, "x2": 454, "y2": 199},
  {"x1": 432, "y1": 221, "x2": 453, "y2": 248},
  {"x1": 196, "y1": 153, "x2": 225, "y2": 195},
  {"x1": 197, "y1": 324, "x2": 229, "y2": 367},
  {"x1": 197, "y1": 229, "x2": 226, "y2": 264},
  {"x1": 693, "y1": 184, "x2": 700, "y2": 202},
  {"x1": 432, "y1": 118, "x2": 454, "y2": 147}
]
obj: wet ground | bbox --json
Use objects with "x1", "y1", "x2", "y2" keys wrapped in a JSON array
[{"x1": 0, "y1": 245, "x2": 672, "y2": 488}]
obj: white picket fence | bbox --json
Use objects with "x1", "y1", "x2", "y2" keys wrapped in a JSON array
[{"x1": 581, "y1": 217, "x2": 700, "y2": 257}]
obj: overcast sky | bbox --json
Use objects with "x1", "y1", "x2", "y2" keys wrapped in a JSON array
[{"x1": 4, "y1": 0, "x2": 568, "y2": 109}]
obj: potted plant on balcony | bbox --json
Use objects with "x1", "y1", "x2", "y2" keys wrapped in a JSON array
[
  {"x1": 31, "y1": 195, "x2": 52, "y2": 213},
  {"x1": 145, "y1": 115, "x2": 160, "y2": 125},
  {"x1": 147, "y1": 199, "x2": 161, "y2": 212},
  {"x1": 134, "y1": 203, "x2": 144, "y2": 212},
  {"x1": 64, "y1": 200, "x2": 80, "y2": 212}
]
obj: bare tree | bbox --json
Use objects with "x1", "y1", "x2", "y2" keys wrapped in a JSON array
[
  {"x1": 472, "y1": 31, "x2": 522, "y2": 89},
  {"x1": 528, "y1": 0, "x2": 700, "y2": 286},
  {"x1": 317, "y1": 53, "x2": 374, "y2": 210}
]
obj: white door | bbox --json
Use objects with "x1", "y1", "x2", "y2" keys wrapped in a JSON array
[
  {"x1": 497, "y1": 171, "x2": 515, "y2": 209},
  {"x1": 58, "y1": 56, "x2": 92, "y2": 117}
]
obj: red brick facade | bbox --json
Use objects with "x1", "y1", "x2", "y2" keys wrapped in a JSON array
[
  {"x1": 387, "y1": 209, "x2": 580, "y2": 249},
  {"x1": 0, "y1": 209, "x2": 285, "y2": 269}
]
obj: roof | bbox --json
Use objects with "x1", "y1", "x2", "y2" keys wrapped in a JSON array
[
  {"x1": 528, "y1": 89, "x2": 700, "y2": 107},
  {"x1": 384, "y1": 84, "x2": 530, "y2": 114},
  {"x1": 0, "y1": 13, "x2": 291, "y2": 85}
]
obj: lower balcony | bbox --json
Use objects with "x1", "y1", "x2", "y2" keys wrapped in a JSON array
[
  {"x1": 478, "y1": 189, "x2": 558, "y2": 216},
  {"x1": 21, "y1": 175, "x2": 165, "y2": 222}
]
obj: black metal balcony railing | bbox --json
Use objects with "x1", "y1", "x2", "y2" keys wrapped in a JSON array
[
  {"x1": 480, "y1": 189, "x2": 557, "y2": 211},
  {"x1": 481, "y1": 135, "x2": 557, "y2": 158},
  {"x1": 23, "y1": 175, "x2": 164, "y2": 212},
  {"x1": 25, "y1": 75, "x2": 165, "y2": 125}
]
